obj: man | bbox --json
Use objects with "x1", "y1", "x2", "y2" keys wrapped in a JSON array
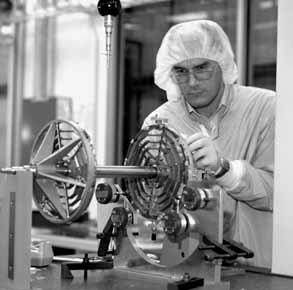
[{"x1": 143, "y1": 20, "x2": 275, "y2": 268}]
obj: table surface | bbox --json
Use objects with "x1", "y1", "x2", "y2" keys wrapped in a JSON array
[
  {"x1": 30, "y1": 224, "x2": 293, "y2": 290},
  {"x1": 30, "y1": 263, "x2": 293, "y2": 290}
]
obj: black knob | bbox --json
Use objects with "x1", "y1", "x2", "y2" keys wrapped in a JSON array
[
  {"x1": 111, "y1": 207, "x2": 128, "y2": 228},
  {"x1": 97, "y1": 0, "x2": 121, "y2": 17},
  {"x1": 95, "y1": 183, "x2": 113, "y2": 204},
  {"x1": 162, "y1": 212, "x2": 182, "y2": 235}
]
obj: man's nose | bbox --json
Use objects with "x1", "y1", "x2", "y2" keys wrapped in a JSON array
[{"x1": 188, "y1": 72, "x2": 199, "y2": 86}]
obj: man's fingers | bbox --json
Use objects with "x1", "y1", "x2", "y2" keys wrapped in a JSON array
[
  {"x1": 193, "y1": 155, "x2": 212, "y2": 169},
  {"x1": 192, "y1": 147, "x2": 208, "y2": 162},
  {"x1": 189, "y1": 138, "x2": 209, "y2": 152},
  {"x1": 195, "y1": 159, "x2": 208, "y2": 169},
  {"x1": 186, "y1": 132, "x2": 206, "y2": 145}
]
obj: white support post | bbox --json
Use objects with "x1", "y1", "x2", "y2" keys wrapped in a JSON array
[{"x1": 272, "y1": 0, "x2": 293, "y2": 277}]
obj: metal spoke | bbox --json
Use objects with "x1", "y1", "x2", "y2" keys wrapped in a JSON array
[
  {"x1": 37, "y1": 138, "x2": 82, "y2": 166},
  {"x1": 65, "y1": 142, "x2": 83, "y2": 162},
  {"x1": 31, "y1": 122, "x2": 56, "y2": 164},
  {"x1": 155, "y1": 127, "x2": 165, "y2": 164},
  {"x1": 61, "y1": 183, "x2": 72, "y2": 217},
  {"x1": 35, "y1": 178, "x2": 68, "y2": 220},
  {"x1": 38, "y1": 172, "x2": 86, "y2": 188}
]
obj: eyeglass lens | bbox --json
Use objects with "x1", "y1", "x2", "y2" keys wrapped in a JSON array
[{"x1": 173, "y1": 64, "x2": 214, "y2": 83}]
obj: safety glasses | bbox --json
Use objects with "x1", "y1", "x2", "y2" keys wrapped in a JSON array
[{"x1": 172, "y1": 62, "x2": 215, "y2": 83}]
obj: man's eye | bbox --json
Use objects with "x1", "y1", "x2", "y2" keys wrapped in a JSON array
[
  {"x1": 196, "y1": 64, "x2": 207, "y2": 70},
  {"x1": 174, "y1": 68, "x2": 188, "y2": 74}
]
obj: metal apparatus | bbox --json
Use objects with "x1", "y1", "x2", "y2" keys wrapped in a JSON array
[
  {"x1": 1, "y1": 119, "x2": 253, "y2": 290},
  {"x1": 13, "y1": 118, "x2": 206, "y2": 227}
]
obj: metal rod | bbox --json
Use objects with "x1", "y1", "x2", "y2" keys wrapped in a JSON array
[
  {"x1": 95, "y1": 166, "x2": 158, "y2": 178},
  {"x1": 1, "y1": 165, "x2": 159, "y2": 178}
]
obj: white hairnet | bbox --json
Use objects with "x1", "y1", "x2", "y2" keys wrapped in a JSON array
[{"x1": 154, "y1": 20, "x2": 238, "y2": 100}]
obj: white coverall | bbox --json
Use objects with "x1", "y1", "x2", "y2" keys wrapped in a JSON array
[{"x1": 143, "y1": 20, "x2": 275, "y2": 268}]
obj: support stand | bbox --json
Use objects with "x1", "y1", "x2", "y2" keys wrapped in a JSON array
[{"x1": 59, "y1": 206, "x2": 127, "y2": 279}]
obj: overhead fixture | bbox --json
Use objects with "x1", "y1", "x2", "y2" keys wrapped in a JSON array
[
  {"x1": 259, "y1": 0, "x2": 274, "y2": 10},
  {"x1": 167, "y1": 11, "x2": 208, "y2": 23},
  {"x1": 121, "y1": 0, "x2": 169, "y2": 8}
]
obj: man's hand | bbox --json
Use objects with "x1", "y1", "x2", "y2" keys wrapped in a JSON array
[{"x1": 185, "y1": 132, "x2": 220, "y2": 173}]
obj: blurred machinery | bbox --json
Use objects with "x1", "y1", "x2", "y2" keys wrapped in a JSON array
[
  {"x1": 0, "y1": 118, "x2": 253, "y2": 290},
  {"x1": 0, "y1": 0, "x2": 13, "y2": 13}
]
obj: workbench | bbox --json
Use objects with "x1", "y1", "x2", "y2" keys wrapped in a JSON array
[
  {"x1": 29, "y1": 262, "x2": 293, "y2": 290},
  {"x1": 30, "y1": 220, "x2": 293, "y2": 290}
]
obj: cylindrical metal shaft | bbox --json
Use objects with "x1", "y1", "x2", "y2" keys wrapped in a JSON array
[{"x1": 95, "y1": 166, "x2": 158, "y2": 178}]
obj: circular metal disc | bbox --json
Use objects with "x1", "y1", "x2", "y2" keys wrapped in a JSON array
[
  {"x1": 126, "y1": 212, "x2": 200, "y2": 267},
  {"x1": 30, "y1": 119, "x2": 96, "y2": 224}
]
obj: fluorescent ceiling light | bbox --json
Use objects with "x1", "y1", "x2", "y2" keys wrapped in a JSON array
[
  {"x1": 167, "y1": 11, "x2": 208, "y2": 23},
  {"x1": 121, "y1": 0, "x2": 170, "y2": 8},
  {"x1": 259, "y1": 0, "x2": 274, "y2": 10}
]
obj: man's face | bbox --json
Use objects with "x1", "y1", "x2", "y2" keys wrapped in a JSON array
[{"x1": 171, "y1": 58, "x2": 224, "y2": 115}]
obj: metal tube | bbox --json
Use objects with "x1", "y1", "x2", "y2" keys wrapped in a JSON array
[
  {"x1": 236, "y1": 0, "x2": 248, "y2": 85},
  {"x1": 95, "y1": 166, "x2": 158, "y2": 178},
  {"x1": 6, "y1": 20, "x2": 26, "y2": 166}
]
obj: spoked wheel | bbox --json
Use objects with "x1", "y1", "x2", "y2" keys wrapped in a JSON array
[
  {"x1": 124, "y1": 124, "x2": 191, "y2": 218},
  {"x1": 30, "y1": 119, "x2": 96, "y2": 224}
]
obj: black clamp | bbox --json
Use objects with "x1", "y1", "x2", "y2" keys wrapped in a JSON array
[
  {"x1": 198, "y1": 235, "x2": 254, "y2": 262},
  {"x1": 60, "y1": 253, "x2": 113, "y2": 280},
  {"x1": 97, "y1": 207, "x2": 128, "y2": 257}
]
